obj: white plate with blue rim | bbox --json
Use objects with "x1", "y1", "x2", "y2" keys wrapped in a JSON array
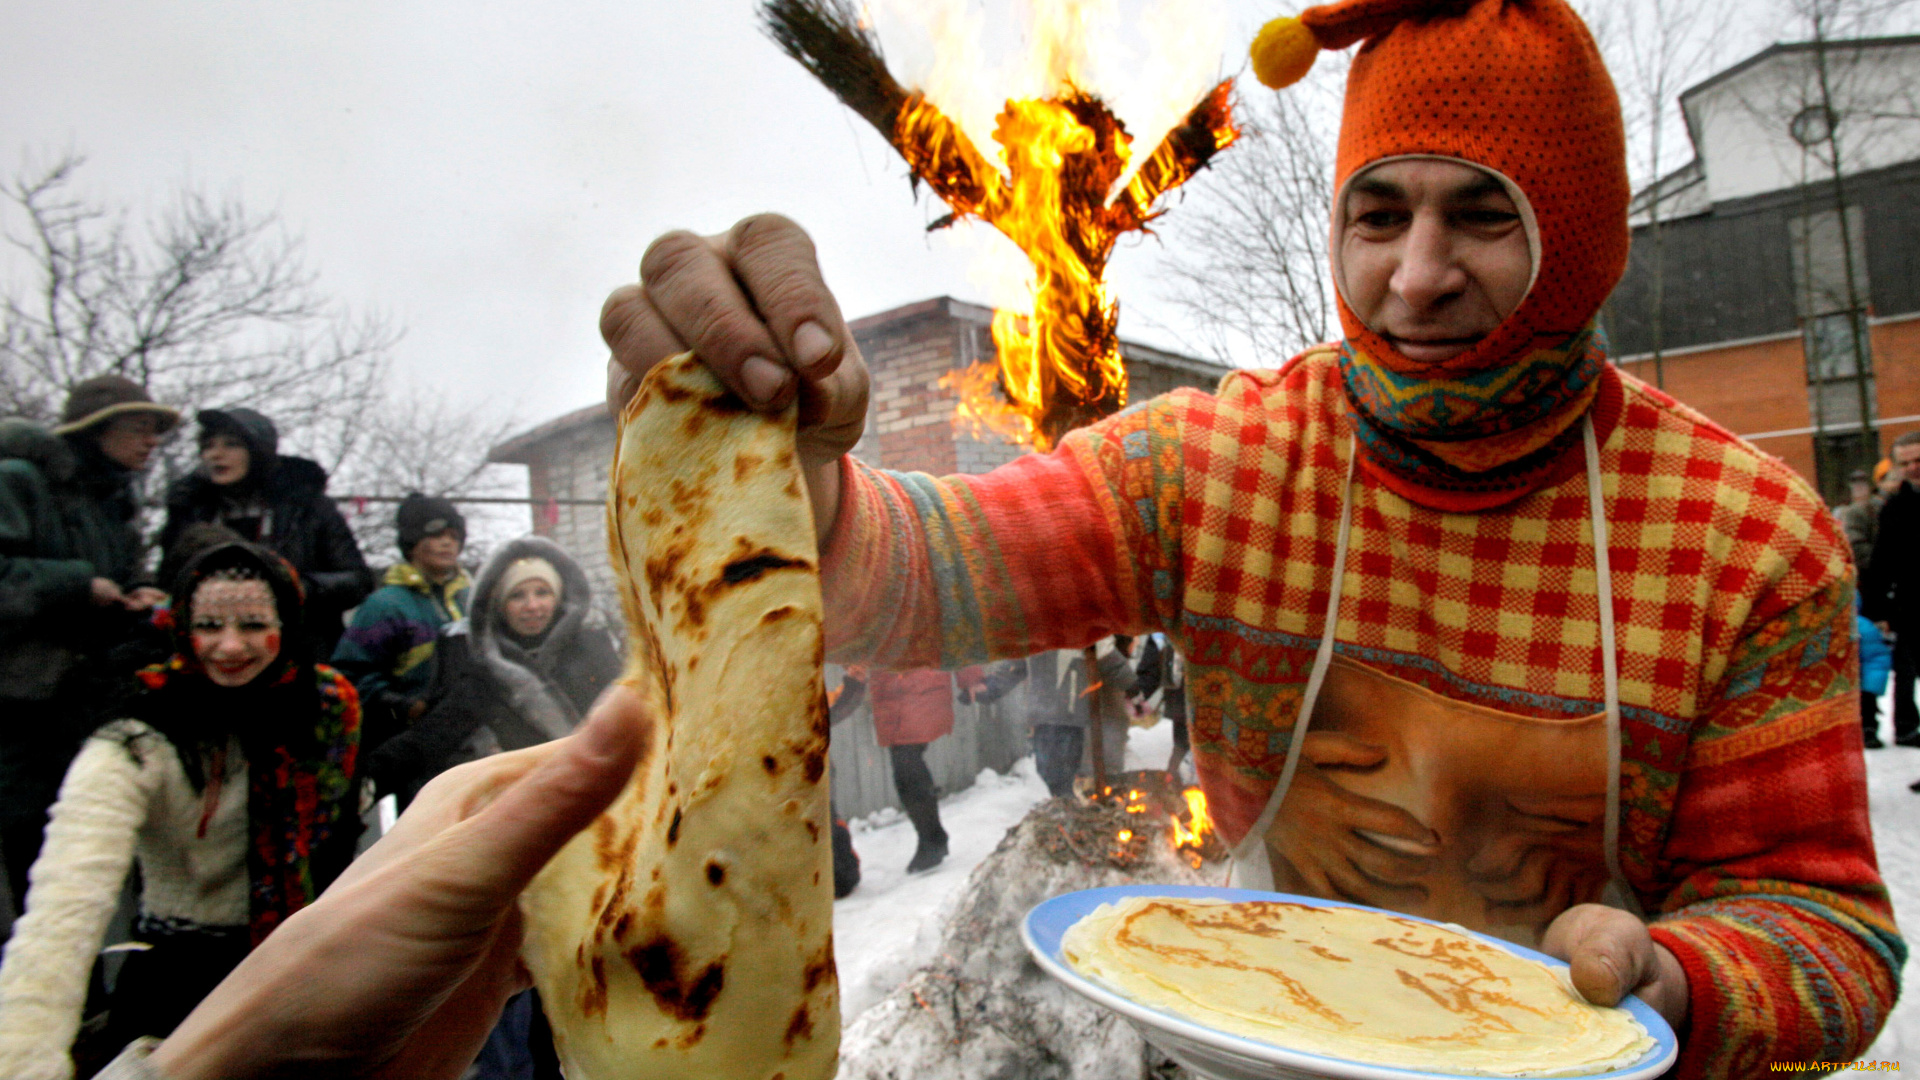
[{"x1": 1022, "y1": 884, "x2": 1679, "y2": 1080}]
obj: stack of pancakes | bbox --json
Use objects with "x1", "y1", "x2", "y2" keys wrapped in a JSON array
[{"x1": 1063, "y1": 897, "x2": 1652, "y2": 1077}]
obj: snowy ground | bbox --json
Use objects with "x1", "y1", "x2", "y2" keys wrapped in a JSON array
[
  {"x1": 832, "y1": 720, "x2": 1180, "y2": 1020},
  {"x1": 837, "y1": 712, "x2": 1920, "y2": 1063},
  {"x1": 1863, "y1": 726, "x2": 1920, "y2": 1062}
]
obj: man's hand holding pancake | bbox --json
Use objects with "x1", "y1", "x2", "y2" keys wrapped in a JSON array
[
  {"x1": 1541, "y1": 903, "x2": 1690, "y2": 1030},
  {"x1": 600, "y1": 214, "x2": 868, "y2": 543}
]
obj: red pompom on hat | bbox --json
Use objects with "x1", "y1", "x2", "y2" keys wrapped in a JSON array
[{"x1": 1252, "y1": 0, "x2": 1629, "y2": 379}]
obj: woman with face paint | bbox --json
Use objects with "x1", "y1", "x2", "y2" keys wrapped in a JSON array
[{"x1": 0, "y1": 542, "x2": 360, "y2": 1079}]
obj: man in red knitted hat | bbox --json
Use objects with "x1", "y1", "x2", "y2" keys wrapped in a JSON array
[{"x1": 600, "y1": 0, "x2": 1897, "y2": 1072}]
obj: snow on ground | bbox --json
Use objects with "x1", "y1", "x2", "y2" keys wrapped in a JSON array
[
  {"x1": 1863, "y1": 713, "x2": 1920, "y2": 1061},
  {"x1": 840, "y1": 708, "x2": 1920, "y2": 1061},
  {"x1": 832, "y1": 720, "x2": 1177, "y2": 1020}
]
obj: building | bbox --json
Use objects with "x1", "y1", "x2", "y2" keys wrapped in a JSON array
[
  {"x1": 488, "y1": 295, "x2": 1231, "y2": 816},
  {"x1": 1601, "y1": 35, "x2": 1920, "y2": 504}
]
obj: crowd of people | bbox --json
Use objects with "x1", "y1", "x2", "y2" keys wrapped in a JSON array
[
  {"x1": 0, "y1": 0, "x2": 1910, "y2": 1075},
  {"x1": 0, "y1": 377, "x2": 617, "y2": 1078}
]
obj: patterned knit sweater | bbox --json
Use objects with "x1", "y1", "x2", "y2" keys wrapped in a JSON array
[{"x1": 820, "y1": 349, "x2": 1901, "y2": 1077}]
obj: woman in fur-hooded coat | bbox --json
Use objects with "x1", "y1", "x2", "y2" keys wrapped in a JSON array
[{"x1": 364, "y1": 536, "x2": 620, "y2": 805}]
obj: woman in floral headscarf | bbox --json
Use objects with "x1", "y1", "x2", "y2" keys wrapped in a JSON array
[{"x1": 0, "y1": 540, "x2": 359, "y2": 1079}]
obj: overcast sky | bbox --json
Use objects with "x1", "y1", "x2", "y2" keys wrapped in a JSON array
[
  {"x1": 0, "y1": 0, "x2": 1803, "y2": 441},
  {"x1": 2, "y1": 1, "x2": 1279, "y2": 433}
]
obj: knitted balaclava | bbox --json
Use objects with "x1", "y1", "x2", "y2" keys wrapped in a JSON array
[{"x1": 1253, "y1": 0, "x2": 1630, "y2": 511}]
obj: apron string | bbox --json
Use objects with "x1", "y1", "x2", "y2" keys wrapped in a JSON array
[
  {"x1": 1584, "y1": 415, "x2": 1637, "y2": 913},
  {"x1": 1229, "y1": 436, "x2": 1359, "y2": 867}
]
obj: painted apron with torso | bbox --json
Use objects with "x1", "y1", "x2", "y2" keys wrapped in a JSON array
[{"x1": 1228, "y1": 420, "x2": 1636, "y2": 948}]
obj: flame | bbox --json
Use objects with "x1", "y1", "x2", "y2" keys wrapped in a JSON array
[
  {"x1": 892, "y1": 62, "x2": 1236, "y2": 448},
  {"x1": 1169, "y1": 786, "x2": 1214, "y2": 867},
  {"x1": 899, "y1": 84, "x2": 1235, "y2": 448}
]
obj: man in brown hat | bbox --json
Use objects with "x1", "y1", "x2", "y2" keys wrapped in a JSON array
[{"x1": 0, "y1": 374, "x2": 179, "y2": 915}]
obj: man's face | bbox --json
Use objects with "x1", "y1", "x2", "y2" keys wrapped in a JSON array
[
  {"x1": 1896, "y1": 442, "x2": 1920, "y2": 488},
  {"x1": 411, "y1": 529, "x2": 465, "y2": 580},
  {"x1": 95, "y1": 414, "x2": 167, "y2": 471},
  {"x1": 1339, "y1": 159, "x2": 1533, "y2": 365}
]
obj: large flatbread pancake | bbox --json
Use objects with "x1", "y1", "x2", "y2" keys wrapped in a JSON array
[
  {"x1": 521, "y1": 353, "x2": 838, "y2": 1079},
  {"x1": 1063, "y1": 896, "x2": 1651, "y2": 1077}
]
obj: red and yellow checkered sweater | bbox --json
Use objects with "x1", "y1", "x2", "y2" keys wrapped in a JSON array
[{"x1": 820, "y1": 348, "x2": 1901, "y2": 1075}]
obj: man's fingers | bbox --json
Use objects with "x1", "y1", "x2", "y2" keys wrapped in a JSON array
[
  {"x1": 724, "y1": 214, "x2": 851, "y2": 382},
  {"x1": 601, "y1": 283, "x2": 688, "y2": 415},
  {"x1": 640, "y1": 228, "x2": 794, "y2": 410},
  {"x1": 1541, "y1": 904, "x2": 1648, "y2": 1008}
]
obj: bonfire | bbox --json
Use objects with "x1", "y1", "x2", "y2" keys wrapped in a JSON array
[{"x1": 760, "y1": 0, "x2": 1237, "y2": 449}]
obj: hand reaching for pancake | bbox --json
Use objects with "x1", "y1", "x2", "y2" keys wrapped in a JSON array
[
  {"x1": 1269, "y1": 732, "x2": 1441, "y2": 903},
  {"x1": 145, "y1": 687, "x2": 649, "y2": 1080},
  {"x1": 1540, "y1": 903, "x2": 1690, "y2": 1030}
]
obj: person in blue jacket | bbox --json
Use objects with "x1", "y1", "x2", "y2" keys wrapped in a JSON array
[
  {"x1": 330, "y1": 493, "x2": 470, "y2": 757},
  {"x1": 1860, "y1": 607, "x2": 1893, "y2": 749}
]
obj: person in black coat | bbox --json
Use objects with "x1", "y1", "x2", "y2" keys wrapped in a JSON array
[
  {"x1": 1864, "y1": 430, "x2": 1920, "y2": 747},
  {"x1": 159, "y1": 408, "x2": 372, "y2": 656}
]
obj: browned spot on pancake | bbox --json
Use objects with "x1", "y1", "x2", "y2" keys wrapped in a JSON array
[
  {"x1": 801, "y1": 743, "x2": 827, "y2": 785},
  {"x1": 592, "y1": 817, "x2": 618, "y2": 869},
  {"x1": 805, "y1": 819, "x2": 820, "y2": 843},
  {"x1": 1309, "y1": 945, "x2": 1351, "y2": 963},
  {"x1": 700, "y1": 387, "x2": 751, "y2": 414},
  {"x1": 706, "y1": 859, "x2": 726, "y2": 886},
  {"x1": 641, "y1": 506, "x2": 666, "y2": 529},
  {"x1": 667, "y1": 807, "x2": 682, "y2": 847},
  {"x1": 734, "y1": 452, "x2": 765, "y2": 482},
  {"x1": 813, "y1": 869, "x2": 821, "y2": 886},
  {"x1": 721, "y1": 547, "x2": 811, "y2": 587},
  {"x1": 652, "y1": 1038, "x2": 669, "y2": 1049},
  {"x1": 763, "y1": 753, "x2": 779, "y2": 774},
  {"x1": 762, "y1": 605, "x2": 797, "y2": 624},
  {"x1": 775, "y1": 446, "x2": 795, "y2": 469},
  {"x1": 681, "y1": 410, "x2": 708, "y2": 439},
  {"x1": 802, "y1": 937, "x2": 835, "y2": 994},
  {"x1": 612, "y1": 910, "x2": 634, "y2": 941},
  {"x1": 627, "y1": 936, "x2": 728, "y2": 1022},
  {"x1": 624, "y1": 493, "x2": 638, "y2": 509},
  {"x1": 675, "y1": 1022, "x2": 707, "y2": 1049},
  {"x1": 653, "y1": 380, "x2": 698, "y2": 405},
  {"x1": 581, "y1": 954, "x2": 608, "y2": 1018},
  {"x1": 668, "y1": 781, "x2": 678, "y2": 797},
  {"x1": 785, "y1": 477, "x2": 802, "y2": 500},
  {"x1": 784, "y1": 1003, "x2": 814, "y2": 1046}
]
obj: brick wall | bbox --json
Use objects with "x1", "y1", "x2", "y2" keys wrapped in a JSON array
[{"x1": 1614, "y1": 311, "x2": 1920, "y2": 494}]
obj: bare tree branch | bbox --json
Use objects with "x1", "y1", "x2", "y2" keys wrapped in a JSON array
[{"x1": 1154, "y1": 70, "x2": 1343, "y2": 369}]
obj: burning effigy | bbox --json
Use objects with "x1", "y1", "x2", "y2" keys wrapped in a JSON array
[{"x1": 761, "y1": 0, "x2": 1236, "y2": 448}]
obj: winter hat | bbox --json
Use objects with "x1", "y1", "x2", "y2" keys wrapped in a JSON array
[
  {"x1": 1252, "y1": 0, "x2": 1628, "y2": 375},
  {"x1": 1249, "y1": 0, "x2": 1629, "y2": 511},
  {"x1": 395, "y1": 492, "x2": 466, "y2": 556},
  {"x1": 496, "y1": 556, "x2": 563, "y2": 607},
  {"x1": 197, "y1": 407, "x2": 282, "y2": 473},
  {"x1": 53, "y1": 375, "x2": 182, "y2": 436}
]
